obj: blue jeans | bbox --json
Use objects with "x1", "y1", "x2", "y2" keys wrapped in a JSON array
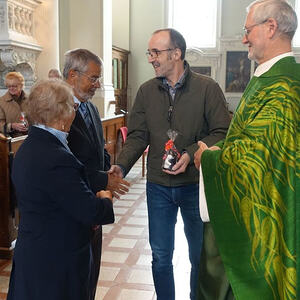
[{"x1": 146, "y1": 182, "x2": 203, "y2": 300}]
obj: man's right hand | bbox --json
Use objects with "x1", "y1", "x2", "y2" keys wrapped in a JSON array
[
  {"x1": 194, "y1": 141, "x2": 208, "y2": 170},
  {"x1": 106, "y1": 172, "x2": 130, "y2": 199},
  {"x1": 108, "y1": 165, "x2": 124, "y2": 178}
]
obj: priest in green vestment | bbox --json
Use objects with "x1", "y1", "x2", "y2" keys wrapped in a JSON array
[{"x1": 195, "y1": 1, "x2": 300, "y2": 299}]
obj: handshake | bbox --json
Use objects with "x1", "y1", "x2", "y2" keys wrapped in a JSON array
[
  {"x1": 96, "y1": 166, "x2": 130, "y2": 202},
  {"x1": 92, "y1": 166, "x2": 130, "y2": 230}
]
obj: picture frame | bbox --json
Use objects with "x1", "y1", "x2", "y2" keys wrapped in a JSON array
[
  {"x1": 190, "y1": 66, "x2": 212, "y2": 77},
  {"x1": 225, "y1": 51, "x2": 251, "y2": 93}
]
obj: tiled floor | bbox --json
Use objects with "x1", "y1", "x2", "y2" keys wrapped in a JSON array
[{"x1": 0, "y1": 159, "x2": 191, "y2": 300}]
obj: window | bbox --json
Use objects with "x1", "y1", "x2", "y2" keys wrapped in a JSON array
[
  {"x1": 294, "y1": 0, "x2": 300, "y2": 47},
  {"x1": 168, "y1": 0, "x2": 219, "y2": 48}
]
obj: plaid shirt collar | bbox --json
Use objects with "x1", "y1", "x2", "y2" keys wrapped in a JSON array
[{"x1": 162, "y1": 62, "x2": 187, "y2": 100}]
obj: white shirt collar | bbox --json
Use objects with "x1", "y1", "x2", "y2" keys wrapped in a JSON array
[
  {"x1": 254, "y1": 52, "x2": 294, "y2": 77},
  {"x1": 73, "y1": 95, "x2": 81, "y2": 105}
]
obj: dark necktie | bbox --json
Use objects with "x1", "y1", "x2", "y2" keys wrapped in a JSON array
[{"x1": 79, "y1": 102, "x2": 92, "y2": 129}]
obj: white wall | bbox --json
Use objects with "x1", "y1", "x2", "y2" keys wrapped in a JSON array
[
  {"x1": 112, "y1": 0, "x2": 130, "y2": 50},
  {"x1": 59, "y1": 0, "x2": 103, "y2": 68},
  {"x1": 221, "y1": 0, "x2": 250, "y2": 38},
  {"x1": 222, "y1": 0, "x2": 296, "y2": 38},
  {"x1": 35, "y1": 0, "x2": 59, "y2": 80},
  {"x1": 128, "y1": 0, "x2": 166, "y2": 108}
]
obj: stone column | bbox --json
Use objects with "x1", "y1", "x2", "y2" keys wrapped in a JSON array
[{"x1": 100, "y1": 0, "x2": 115, "y2": 117}]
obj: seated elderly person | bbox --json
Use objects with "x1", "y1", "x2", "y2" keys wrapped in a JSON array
[
  {"x1": 0, "y1": 72, "x2": 27, "y2": 135},
  {"x1": 7, "y1": 79, "x2": 114, "y2": 300}
]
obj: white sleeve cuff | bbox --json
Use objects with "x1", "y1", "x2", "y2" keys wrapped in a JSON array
[{"x1": 199, "y1": 164, "x2": 210, "y2": 222}]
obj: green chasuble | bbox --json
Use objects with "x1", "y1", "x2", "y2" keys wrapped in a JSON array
[{"x1": 201, "y1": 56, "x2": 300, "y2": 300}]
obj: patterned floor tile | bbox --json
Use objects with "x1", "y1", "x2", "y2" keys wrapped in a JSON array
[
  {"x1": 120, "y1": 194, "x2": 140, "y2": 200},
  {"x1": 133, "y1": 183, "x2": 147, "y2": 189},
  {"x1": 132, "y1": 209, "x2": 148, "y2": 216},
  {"x1": 118, "y1": 289, "x2": 154, "y2": 300},
  {"x1": 103, "y1": 225, "x2": 114, "y2": 234},
  {"x1": 108, "y1": 238, "x2": 138, "y2": 249},
  {"x1": 114, "y1": 216, "x2": 122, "y2": 223},
  {"x1": 127, "y1": 269, "x2": 154, "y2": 285},
  {"x1": 136, "y1": 254, "x2": 152, "y2": 266},
  {"x1": 95, "y1": 286, "x2": 109, "y2": 300},
  {"x1": 118, "y1": 226, "x2": 144, "y2": 236},
  {"x1": 102, "y1": 251, "x2": 129, "y2": 264},
  {"x1": 114, "y1": 207, "x2": 129, "y2": 215},
  {"x1": 126, "y1": 217, "x2": 148, "y2": 226},
  {"x1": 99, "y1": 266, "x2": 120, "y2": 281},
  {"x1": 127, "y1": 188, "x2": 145, "y2": 194},
  {"x1": 138, "y1": 202, "x2": 147, "y2": 209},
  {"x1": 114, "y1": 200, "x2": 135, "y2": 207}
]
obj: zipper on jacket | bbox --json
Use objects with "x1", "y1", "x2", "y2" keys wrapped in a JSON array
[{"x1": 167, "y1": 105, "x2": 173, "y2": 123}]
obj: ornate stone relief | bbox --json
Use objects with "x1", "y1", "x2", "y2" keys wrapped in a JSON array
[
  {"x1": 185, "y1": 48, "x2": 221, "y2": 81},
  {"x1": 0, "y1": 46, "x2": 37, "y2": 86},
  {"x1": 0, "y1": 0, "x2": 42, "y2": 89}
]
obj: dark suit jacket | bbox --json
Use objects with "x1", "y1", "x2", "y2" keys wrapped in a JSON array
[
  {"x1": 68, "y1": 101, "x2": 111, "y2": 194},
  {"x1": 7, "y1": 126, "x2": 114, "y2": 300}
]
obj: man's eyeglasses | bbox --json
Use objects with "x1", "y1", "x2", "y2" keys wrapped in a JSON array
[
  {"x1": 76, "y1": 71, "x2": 101, "y2": 85},
  {"x1": 146, "y1": 48, "x2": 175, "y2": 58},
  {"x1": 243, "y1": 20, "x2": 268, "y2": 36}
]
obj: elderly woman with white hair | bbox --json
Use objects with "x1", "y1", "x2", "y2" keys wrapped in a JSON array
[
  {"x1": 7, "y1": 79, "x2": 114, "y2": 300},
  {"x1": 0, "y1": 72, "x2": 28, "y2": 135}
]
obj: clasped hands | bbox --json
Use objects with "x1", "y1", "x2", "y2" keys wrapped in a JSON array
[
  {"x1": 95, "y1": 169, "x2": 130, "y2": 202},
  {"x1": 106, "y1": 171, "x2": 130, "y2": 199},
  {"x1": 92, "y1": 170, "x2": 130, "y2": 229},
  {"x1": 194, "y1": 141, "x2": 220, "y2": 170},
  {"x1": 92, "y1": 167, "x2": 129, "y2": 233}
]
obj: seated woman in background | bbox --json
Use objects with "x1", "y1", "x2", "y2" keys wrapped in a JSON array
[
  {"x1": 7, "y1": 80, "x2": 114, "y2": 300},
  {"x1": 0, "y1": 72, "x2": 28, "y2": 136}
]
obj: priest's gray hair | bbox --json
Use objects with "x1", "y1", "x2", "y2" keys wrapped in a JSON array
[{"x1": 247, "y1": 0, "x2": 298, "y2": 39}]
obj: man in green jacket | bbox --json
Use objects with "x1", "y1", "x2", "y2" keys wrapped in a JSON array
[
  {"x1": 194, "y1": 0, "x2": 300, "y2": 299},
  {"x1": 110, "y1": 28, "x2": 231, "y2": 300}
]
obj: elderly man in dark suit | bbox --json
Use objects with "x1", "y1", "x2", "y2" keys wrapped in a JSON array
[{"x1": 63, "y1": 48, "x2": 130, "y2": 300}]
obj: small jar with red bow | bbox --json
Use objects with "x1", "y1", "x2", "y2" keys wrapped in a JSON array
[{"x1": 162, "y1": 130, "x2": 181, "y2": 171}]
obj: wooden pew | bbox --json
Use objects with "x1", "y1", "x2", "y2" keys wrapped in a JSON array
[
  {"x1": 102, "y1": 114, "x2": 125, "y2": 164},
  {"x1": 0, "y1": 134, "x2": 27, "y2": 258}
]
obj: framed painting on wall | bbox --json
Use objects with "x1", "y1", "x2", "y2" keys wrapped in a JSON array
[
  {"x1": 225, "y1": 51, "x2": 251, "y2": 93},
  {"x1": 191, "y1": 66, "x2": 212, "y2": 77}
]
